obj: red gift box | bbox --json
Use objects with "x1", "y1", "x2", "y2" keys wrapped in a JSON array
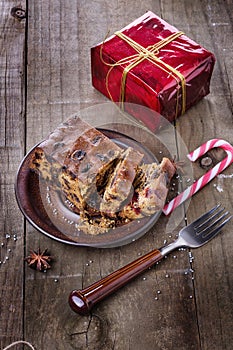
[{"x1": 91, "y1": 11, "x2": 215, "y2": 131}]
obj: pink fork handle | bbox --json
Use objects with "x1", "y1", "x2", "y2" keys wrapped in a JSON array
[{"x1": 69, "y1": 249, "x2": 163, "y2": 315}]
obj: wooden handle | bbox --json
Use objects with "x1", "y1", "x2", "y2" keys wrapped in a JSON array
[{"x1": 69, "y1": 248, "x2": 163, "y2": 315}]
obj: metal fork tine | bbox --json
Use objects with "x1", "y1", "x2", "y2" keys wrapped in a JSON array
[
  {"x1": 190, "y1": 204, "x2": 221, "y2": 228},
  {"x1": 200, "y1": 215, "x2": 232, "y2": 241},
  {"x1": 198, "y1": 211, "x2": 229, "y2": 236},
  {"x1": 196, "y1": 209, "x2": 228, "y2": 233},
  {"x1": 179, "y1": 205, "x2": 232, "y2": 249}
]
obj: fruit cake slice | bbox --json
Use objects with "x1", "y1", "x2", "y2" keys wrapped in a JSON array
[
  {"x1": 30, "y1": 116, "x2": 177, "y2": 235},
  {"x1": 62, "y1": 127, "x2": 123, "y2": 212},
  {"x1": 30, "y1": 116, "x2": 122, "y2": 213},
  {"x1": 121, "y1": 157, "x2": 176, "y2": 219},
  {"x1": 100, "y1": 147, "x2": 144, "y2": 216}
]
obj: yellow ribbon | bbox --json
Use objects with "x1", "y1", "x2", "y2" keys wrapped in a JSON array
[{"x1": 100, "y1": 30, "x2": 186, "y2": 117}]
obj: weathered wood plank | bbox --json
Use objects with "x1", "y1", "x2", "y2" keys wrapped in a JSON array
[
  {"x1": 174, "y1": 1, "x2": 233, "y2": 349},
  {"x1": 24, "y1": 1, "x2": 199, "y2": 350},
  {"x1": 0, "y1": 0, "x2": 26, "y2": 348},
  {"x1": 22, "y1": 0, "x2": 233, "y2": 349}
]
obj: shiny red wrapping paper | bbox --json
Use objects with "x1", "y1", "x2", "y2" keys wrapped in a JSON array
[{"x1": 91, "y1": 11, "x2": 215, "y2": 131}]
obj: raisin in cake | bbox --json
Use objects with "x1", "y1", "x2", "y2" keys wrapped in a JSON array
[
  {"x1": 30, "y1": 116, "x2": 122, "y2": 216},
  {"x1": 30, "y1": 116, "x2": 176, "y2": 235},
  {"x1": 100, "y1": 147, "x2": 143, "y2": 216},
  {"x1": 121, "y1": 158, "x2": 176, "y2": 219}
]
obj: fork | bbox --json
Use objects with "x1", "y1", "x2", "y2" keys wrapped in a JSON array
[{"x1": 69, "y1": 204, "x2": 231, "y2": 315}]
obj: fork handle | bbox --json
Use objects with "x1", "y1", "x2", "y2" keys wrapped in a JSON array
[{"x1": 69, "y1": 248, "x2": 163, "y2": 315}]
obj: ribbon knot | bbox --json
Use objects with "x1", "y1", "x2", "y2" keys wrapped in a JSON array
[
  {"x1": 100, "y1": 30, "x2": 186, "y2": 117},
  {"x1": 138, "y1": 51, "x2": 149, "y2": 59}
]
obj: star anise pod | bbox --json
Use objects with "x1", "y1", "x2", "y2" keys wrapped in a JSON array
[{"x1": 25, "y1": 248, "x2": 52, "y2": 271}]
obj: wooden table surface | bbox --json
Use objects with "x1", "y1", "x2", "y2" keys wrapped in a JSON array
[{"x1": 1, "y1": 1, "x2": 233, "y2": 349}]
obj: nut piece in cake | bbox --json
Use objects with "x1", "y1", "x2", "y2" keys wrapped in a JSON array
[
  {"x1": 100, "y1": 147, "x2": 144, "y2": 216},
  {"x1": 62, "y1": 127, "x2": 122, "y2": 212},
  {"x1": 121, "y1": 158, "x2": 176, "y2": 220},
  {"x1": 30, "y1": 116, "x2": 122, "y2": 213},
  {"x1": 30, "y1": 115, "x2": 177, "y2": 235}
]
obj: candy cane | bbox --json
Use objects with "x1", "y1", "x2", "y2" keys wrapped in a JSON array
[{"x1": 163, "y1": 139, "x2": 233, "y2": 215}]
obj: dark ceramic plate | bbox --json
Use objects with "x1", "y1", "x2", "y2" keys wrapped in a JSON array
[{"x1": 15, "y1": 129, "x2": 161, "y2": 248}]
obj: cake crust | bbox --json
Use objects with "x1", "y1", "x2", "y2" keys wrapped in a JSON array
[{"x1": 30, "y1": 116, "x2": 176, "y2": 235}]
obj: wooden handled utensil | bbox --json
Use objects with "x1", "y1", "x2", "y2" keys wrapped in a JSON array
[{"x1": 69, "y1": 204, "x2": 231, "y2": 315}]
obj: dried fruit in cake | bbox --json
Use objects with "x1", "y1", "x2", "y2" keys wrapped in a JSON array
[
  {"x1": 121, "y1": 158, "x2": 176, "y2": 220},
  {"x1": 30, "y1": 116, "x2": 177, "y2": 235},
  {"x1": 30, "y1": 116, "x2": 122, "y2": 215},
  {"x1": 100, "y1": 147, "x2": 143, "y2": 216},
  {"x1": 62, "y1": 127, "x2": 122, "y2": 212}
]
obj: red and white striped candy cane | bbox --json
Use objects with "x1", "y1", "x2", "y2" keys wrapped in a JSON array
[{"x1": 163, "y1": 139, "x2": 233, "y2": 215}]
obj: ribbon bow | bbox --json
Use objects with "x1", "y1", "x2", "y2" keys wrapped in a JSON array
[{"x1": 100, "y1": 30, "x2": 186, "y2": 117}]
